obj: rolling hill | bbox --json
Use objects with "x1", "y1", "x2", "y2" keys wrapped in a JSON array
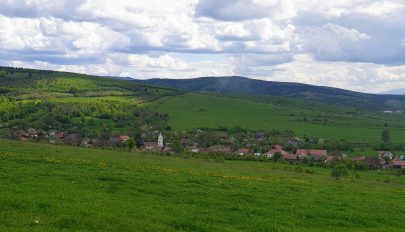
[
  {"x1": 2, "y1": 66, "x2": 405, "y2": 144},
  {"x1": 138, "y1": 76, "x2": 405, "y2": 111},
  {"x1": 150, "y1": 93, "x2": 405, "y2": 143}
]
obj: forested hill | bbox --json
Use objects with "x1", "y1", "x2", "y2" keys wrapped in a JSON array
[{"x1": 137, "y1": 76, "x2": 405, "y2": 111}]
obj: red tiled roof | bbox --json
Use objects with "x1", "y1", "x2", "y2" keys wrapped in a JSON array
[
  {"x1": 267, "y1": 149, "x2": 289, "y2": 156},
  {"x1": 119, "y1": 135, "x2": 130, "y2": 142},
  {"x1": 296, "y1": 149, "x2": 327, "y2": 156},
  {"x1": 283, "y1": 153, "x2": 299, "y2": 160},
  {"x1": 273, "y1": 145, "x2": 283, "y2": 150},
  {"x1": 392, "y1": 158, "x2": 405, "y2": 166}
]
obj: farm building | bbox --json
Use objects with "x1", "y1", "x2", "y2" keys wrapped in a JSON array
[
  {"x1": 296, "y1": 149, "x2": 327, "y2": 160},
  {"x1": 143, "y1": 142, "x2": 164, "y2": 152},
  {"x1": 379, "y1": 151, "x2": 394, "y2": 160},
  {"x1": 265, "y1": 145, "x2": 289, "y2": 158},
  {"x1": 392, "y1": 158, "x2": 405, "y2": 169},
  {"x1": 283, "y1": 153, "x2": 300, "y2": 161},
  {"x1": 119, "y1": 135, "x2": 130, "y2": 142}
]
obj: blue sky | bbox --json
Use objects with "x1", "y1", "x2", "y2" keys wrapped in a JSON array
[{"x1": 0, "y1": 0, "x2": 404, "y2": 93}]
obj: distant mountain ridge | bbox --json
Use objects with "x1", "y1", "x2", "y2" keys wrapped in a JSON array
[
  {"x1": 380, "y1": 88, "x2": 405, "y2": 95},
  {"x1": 136, "y1": 76, "x2": 405, "y2": 111}
]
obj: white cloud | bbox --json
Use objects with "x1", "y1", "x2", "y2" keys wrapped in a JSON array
[
  {"x1": 233, "y1": 53, "x2": 405, "y2": 93},
  {"x1": 356, "y1": 1, "x2": 404, "y2": 16},
  {"x1": 0, "y1": 0, "x2": 405, "y2": 92}
]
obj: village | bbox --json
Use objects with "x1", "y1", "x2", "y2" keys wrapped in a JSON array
[{"x1": 13, "y1": 127, "x2": 405, "y2": 170}]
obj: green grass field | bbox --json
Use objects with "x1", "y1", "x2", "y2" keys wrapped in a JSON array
[
  {"x1": 153, "y1": 93, "x2": 405, "y2": 143},
  {"x1": 1, "y1": 140, "x2": 404, "y2": 231}
]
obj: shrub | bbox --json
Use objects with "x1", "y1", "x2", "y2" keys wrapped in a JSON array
[
  {"x1": 273, "y1": 152, "x2": 283, "y2": 162},
  {"x1": 331, "y1": 165, "x2": 349, "y2": 178},
  {"x1": 305, "y1": 169, "x2": 315, "y2": 174},
  {"x1": 126, "y1": 138, "x2": 135, "y2": 151}
]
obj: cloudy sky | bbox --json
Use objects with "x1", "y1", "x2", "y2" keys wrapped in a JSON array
[{"x1": 0, "y1": 0, "x2": 404, "y2": 93}]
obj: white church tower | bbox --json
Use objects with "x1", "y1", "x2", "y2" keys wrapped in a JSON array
[{"x1": 158, "y1": 133, "x2": 164, "y2": 147}]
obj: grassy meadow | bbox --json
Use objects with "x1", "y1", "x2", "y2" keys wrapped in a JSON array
[
  {"x1": 153, "y1": 93, "x2": 405, "y2": 143},
  {"x1": 1, "y1": 140, "x2": 404, "y2": 231}
]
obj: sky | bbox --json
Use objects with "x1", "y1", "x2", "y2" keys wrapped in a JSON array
[{"x1": 0, "y1": 0, "x2": 404, "y2": 93}]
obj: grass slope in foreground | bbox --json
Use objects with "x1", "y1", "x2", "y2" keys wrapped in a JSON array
[
  {"x1": 1, "y1": 140, "x2": 404, "y2": 231},
  {"x1": 153, "y1": 93, "x2": 405, "y2": 143}
]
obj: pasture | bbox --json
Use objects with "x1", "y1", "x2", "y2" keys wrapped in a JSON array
[
  {"x1": 153, "y1": 93, "x2": 405, "y2": 143},
  {"x1": 0, "y1": 140, "x2": 404, "y2": 231}
]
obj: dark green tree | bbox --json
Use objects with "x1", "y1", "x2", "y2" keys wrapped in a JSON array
[
  {"x1": 126, "y1": 138, "x2": 135, "y2": 151},
  {"x1": 172, "y1": 140, "x2": 182, "y2": 154},
  {"x1": 273, "y1": 152, "x2": 283, "y2": 162},
  {"x1": 135, "y1": 133, "x2": 144, "y2": 148},
  {"x1": 381, "y1": 129, "x2": 390, "y2": 144},
  {"x1": 331, "y1": 165, "x2": 349, "y2": 178}
]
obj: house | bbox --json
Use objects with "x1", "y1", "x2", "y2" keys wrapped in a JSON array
[
  {"x1": 379, "y1": 151, "x2": 394, "y2": 160},
  {"x1": 20, "y1": 128, "x2": 38, "y2": 141},
  {"x1": 56, "y1": 132, "x2": 65, "y2": 139},
  {"x1": 161, "y1": 146, "x2": 173, "y2": 154},
  {"x1": 255, "y1": 132, "x2": 266, "y2": 140},
  {"x1": 392, "y1": 158, "x2": 405, "y2": 169},
  {"x1": 19, "y1": 132, "x2": 30, "y2": 141},
  {"x1": 109, "y1": 137, "x2": 121, "y2": 146},
  {"x1": 49, "y1": 130, "x2": 56, "y2": 137},
  {"x1": 143, "y1": 142, "x2": 163, "y2": 152},
  {"x1": 325, "y1": 155, "x2": 343, "y2": 164},
  {"x1": 218, "y1": 132, "x2": 229, "y2": 141},
  {"x1": 207, "y1": 145, "x2": 232, "y2": 154},
  {"x1": 236, "y1": 148, "x2": 250, "y2": 156},
  {"x1": 119, "y1": 135, "x2": 130, "y2": 142},
  {"x1": 265, "y1": 145, "x2": 289, "y2": 158},
  {"x1": 265, "y1": 145, "x2": 297, "y2": 161},
  {"x1": 27, "y1": 128, "x2": 37, "y2": 138},
  {"x1": 283, "y1": 153, "x2": 300, "y2": 161},
  {"x1": 254, "y1": 152, "x2": 261, "y2": 156},
  {"x1": 64, "y1": 133, "x2": 82, "y2": 146},
  {"x1": 296, "y1": 149, "x2": 327, "y2": 161},
  {"x1": 80, "y1": 139, "x2": 91, "y2": 147}
]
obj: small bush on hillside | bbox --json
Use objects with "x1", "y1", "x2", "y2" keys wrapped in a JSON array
[
  {"x1": 305, "y1": 169, "x2": 315, "y2": 174},
  {"x1": 273, "y1": 152, "x2": 283, "y2": 162},
  {"x1": 331, "y1": 165, "x2": 349, "y2": 178}
]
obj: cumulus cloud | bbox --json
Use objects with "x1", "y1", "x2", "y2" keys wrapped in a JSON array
[
  {"x1": 195, "y1": 0, "x2": 269, "y2": 21},
  {"x1": 0, "y1": 0, "x2": 405, "y2": 92}
]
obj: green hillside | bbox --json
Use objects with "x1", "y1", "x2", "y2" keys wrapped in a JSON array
[
  {"x1": 2, "y1": 66, "x2": 405, "y2": 145},
  {"x1": 1, "y1": 140, "x2": 404, "y2": 231},
  {"x1": 138, "y1": 76, "x2": 405, "y2": 111},
  {"x1": 0, "y1": 67, "x2": 181, "y2": 137},
  {"x1": 152, "y1": 93, "x2": 405, "y2": 143}
]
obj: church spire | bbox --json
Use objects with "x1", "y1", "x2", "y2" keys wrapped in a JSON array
[{"x1": 158, "y1": 133, "x2": 164, "y2": 147}]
